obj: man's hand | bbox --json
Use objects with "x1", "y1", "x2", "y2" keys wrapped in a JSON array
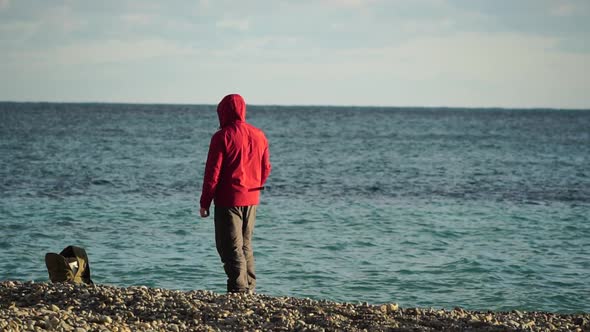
[{"x1": 200, "y1": 208, "x2": 210, "y2": 218}]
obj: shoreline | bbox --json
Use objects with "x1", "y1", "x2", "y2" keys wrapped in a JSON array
[{"x1": 1, "y1": 281, "x2": 588, "y2": 332}]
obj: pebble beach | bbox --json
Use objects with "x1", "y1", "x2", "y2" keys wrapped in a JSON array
[{"x1": 1, "y1": 281, "x2": 588, "y2": 332}]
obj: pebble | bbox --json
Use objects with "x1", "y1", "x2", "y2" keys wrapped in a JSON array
[
  {"x1": 49, "y1": 316, "x2": 60, "y2": 327},
  {"x1": 0, "y1": 280, "x2": 587, "y2": 332}
]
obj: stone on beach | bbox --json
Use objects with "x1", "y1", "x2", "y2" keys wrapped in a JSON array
[{"x1": 0, "y1": 280, "x2": 588, "y2": 332}]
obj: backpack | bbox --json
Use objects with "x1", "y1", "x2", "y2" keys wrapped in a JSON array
[{"x1": 45, "y1": 246, "x2": 93, "y2": 284}]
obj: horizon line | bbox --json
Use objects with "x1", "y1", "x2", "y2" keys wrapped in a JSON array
[{"x1": 0, "y1": 100, "x2": 589, "y2": 111}]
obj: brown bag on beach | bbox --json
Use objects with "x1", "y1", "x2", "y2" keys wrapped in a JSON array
[{"x1": 45, "y1": 246, "x2": 93, "y2": 285}]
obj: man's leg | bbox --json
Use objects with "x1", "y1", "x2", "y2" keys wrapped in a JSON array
[
  {"x1": 214, "y1": 206, "x2": 248, "y2": 292},
  {"x1": 242, "y1": 205, "x2": 257, "y2": 292}
]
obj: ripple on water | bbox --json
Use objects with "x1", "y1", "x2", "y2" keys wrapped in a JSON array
[{"x1": 1, "y1": 104, "x2": 589, "y2": 313}]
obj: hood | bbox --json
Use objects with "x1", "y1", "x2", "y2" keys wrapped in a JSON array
[{"x1": 217, "y1": 94, "x2": 246, "y2": 127}]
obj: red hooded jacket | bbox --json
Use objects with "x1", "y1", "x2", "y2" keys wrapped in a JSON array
[{"x1": 200, "y1": 94, "x2": 271, "y2": 209}]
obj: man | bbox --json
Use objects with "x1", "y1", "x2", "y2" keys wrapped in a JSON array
[{"x1": 199, "y1": 94, "x2": 271, "y2": 293}]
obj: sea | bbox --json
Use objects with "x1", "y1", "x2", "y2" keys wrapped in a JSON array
[{"x1": 1, "y1": 102, "x2": 589, "y2": 313}]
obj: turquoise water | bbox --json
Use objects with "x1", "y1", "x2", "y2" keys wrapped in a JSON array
[{"x1": 1, "y1": 103, "x2": 589, "y2": 313}]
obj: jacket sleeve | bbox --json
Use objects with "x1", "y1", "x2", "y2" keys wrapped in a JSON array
[
  {"x1": 200, "y1": 133, "x2": 224, "y2": 209},
  {"x1": 261, "y1": 140, "x2": 271, "y2": 186}
]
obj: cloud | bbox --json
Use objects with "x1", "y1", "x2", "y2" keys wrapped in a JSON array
[
  {"x1": 216, "y1": 18, "x2": 250, "y2": 31},
  {"x1": 4, "y1": 39, "x2": 200, "y2": 67},
  {"x1": 0, "y1": 20, "x2": 40, "y2": 42},
  {"x1": 331, "y1": 32, "x2": 590, "y2": 107},
  {"x1": 2, "y1": 0, "x2": 589, "y2": 107},
  {"x1": 32, "y1": 4, "x2": 86, "y2": 34},
  {"x1": 120, "y1": 14, "x2": 153, "y2": 25},
  {"x1": 550, "y1": 2, "x2": 576, "y2": 16},
  {"x1": 204, "y1": 30, "x2": 589, "y2": 107},
  {"x1": 325, "y1": 33, "x2": 569, "y2": 81},
  {"x1": 399, "y1": 17, "x2": 455, "y2": 35},
  {"x1": 322, "y1": 0, "x2": 374, "y2": 7}
]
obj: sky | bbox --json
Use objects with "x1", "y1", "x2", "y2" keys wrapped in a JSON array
[{"x1": 0, "y1": 0, "x2": 589, "y2": 108}]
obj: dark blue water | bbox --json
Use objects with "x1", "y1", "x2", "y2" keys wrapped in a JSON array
[{"x1": 1, "y1": 103, "x2": 589, "y2": 313}]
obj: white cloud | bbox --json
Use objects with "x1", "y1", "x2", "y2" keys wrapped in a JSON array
[
  {"x1": 0, "y1": 20, "x2": 40, "y2": 41},
  {"x1": 2, "y1": 0, "x2": 589, "y2": 107},
  {"x1": 121, "y1": 14, "x2": 153, "y2": 25},
  {"x1": 6, "y1": 39, "x2": 200, "y2": 67},
  {"x1": 336, "y1": 33, "x2": 580, "y2": 82},
  {"x1": 399, "y1": 17, "x2": 455, "y2": 34},
  {"x1": 216, "y1": 18, "x2": 250, "y2": 31},
  {"x1": 336, "y1": 32, "x2": 590, "y2": 107},
  {"x1": 550, "y1": 2, "x2": 576, "y2": 16},
  {"x1": 201, "y1": 31, "x2": 590, "y2": 107},
  {"x1": 322, "y1": 0, "x2": 447, "y2": 9},
  {"x1": 322, "y1": 0, "x2": 378, "y2": 7},
  {"x1": 35, "y1": 4, "x2": 86, "y2": 33}
]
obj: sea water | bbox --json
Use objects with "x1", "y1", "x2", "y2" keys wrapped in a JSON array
[{"x1": 1, "y1": 103, "x2": 589, "y2": 313}]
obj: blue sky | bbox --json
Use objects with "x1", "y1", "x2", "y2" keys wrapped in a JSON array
[{"x1": 1, "y1": 0, "x2": 589, "y2": 108}]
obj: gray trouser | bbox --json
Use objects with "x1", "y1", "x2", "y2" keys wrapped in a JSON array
[{"x1": 214, "y1": 205, "x2": 257, "y2": 292}]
